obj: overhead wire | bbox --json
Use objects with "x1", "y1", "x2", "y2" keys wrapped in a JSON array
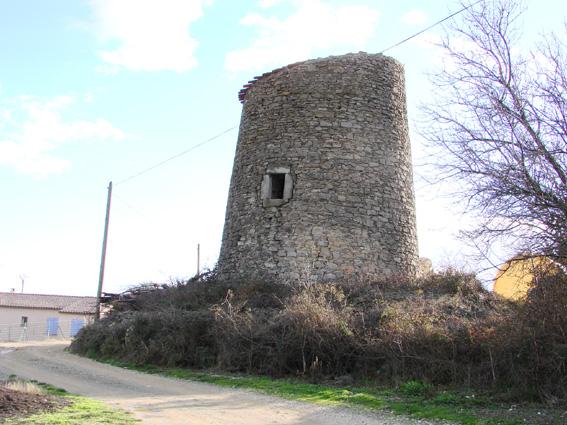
[
  {"x1": 379, "y1": 0, "x2": 483, "y2": 54},
  {"x1": 115, "y1": 125, "x2": 237, "y2": 186},
  {"x1": 96, "y1": 0, "x2": 485, "y2": 291},
  {"x1": 112, "y1": 193, "x2": 155, "y2": 223},
  {"x1": 112, "y1": 1, "x2": 481, "y2": 187}
]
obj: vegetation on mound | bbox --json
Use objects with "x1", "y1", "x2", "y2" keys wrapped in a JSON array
[{"x1": 70, "y1": 270, "x2": 567, "y2": 405}]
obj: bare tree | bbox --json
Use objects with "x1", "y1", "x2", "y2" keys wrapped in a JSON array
[{"x1": 422, "y1": 0, "x2": 567, "y2": 261}]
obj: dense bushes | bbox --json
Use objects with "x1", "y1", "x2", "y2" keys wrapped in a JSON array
[{"x1": 70, "y1": 270, "x2": 567, "y2": 403}]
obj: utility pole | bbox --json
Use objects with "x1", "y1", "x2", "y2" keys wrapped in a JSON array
[
  {"x1": 95, "y1": 181, "x2": 113, "y2": 320},
  {"x1": 19, "y1": 274, "x2": 27, "y2": 293},
  {"x1": 196, "y1": 243, "x2": 200, "y2": 277}
]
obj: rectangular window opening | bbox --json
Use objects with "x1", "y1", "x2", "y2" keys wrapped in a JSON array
[
  {"x1": 270, "y1": 173, "x2": 286, "y2": 199},
  {"x1": 21, "y1": 316, "x2": 28, "y2": 327}
]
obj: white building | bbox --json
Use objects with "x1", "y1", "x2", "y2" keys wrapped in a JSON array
[{"x1": 0, "y1": 292, "x2": 96, "y2": 341}]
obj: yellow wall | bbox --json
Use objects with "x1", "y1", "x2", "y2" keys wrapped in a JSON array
[{"x1": 493, "y1": 257, "x2": 554, "y2": 300}]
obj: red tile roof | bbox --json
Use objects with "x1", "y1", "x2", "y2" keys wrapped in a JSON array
[{"x1": 0, "y1": 292, "x2": 96, "y2": 315}]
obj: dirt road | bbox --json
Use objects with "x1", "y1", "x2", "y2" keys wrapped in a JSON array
[{"x1": 0, "y1": 340, "x2": 443, "y2": 425}]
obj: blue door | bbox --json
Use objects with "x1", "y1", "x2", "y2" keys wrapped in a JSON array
[
  {"x1": 47, "y1": 317, "x2": 58, "y2": 336},
  {"x1": 70, "y1": 319, "x2": 84, "y2": 337}
]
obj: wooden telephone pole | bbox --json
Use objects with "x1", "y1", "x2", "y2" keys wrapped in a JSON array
[{"x1": 95, "y1": 181, "x2": 113, "y2": 320}]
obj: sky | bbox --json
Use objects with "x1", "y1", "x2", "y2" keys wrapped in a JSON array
[{"x1": 0, "y1": 0, "x2": 565, "y2": 296}]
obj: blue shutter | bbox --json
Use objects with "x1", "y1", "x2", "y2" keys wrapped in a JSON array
[
  {"x1": 46, "y1": 317, "x2": 59, "y2": 336},
  {"x1": 70, "y1": 319, "x2": 84, "y2": 337}
]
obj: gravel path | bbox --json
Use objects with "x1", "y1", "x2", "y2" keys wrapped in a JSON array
[{"x1": 0, "y1": 340, "x2": 449, "y2": 425}]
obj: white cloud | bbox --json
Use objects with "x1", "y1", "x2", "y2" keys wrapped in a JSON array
[
  {"x1": 0, "y1": 95, "x2": 125, "y2": 177},
  {"x1": 90, "y1": 0, "x2": 211, "y2": 72},
  {"x1": 401, "y1": 9, "x2": 428, "y2": 26},
  {"x1": 225, "y1": 0, "x2": 380, "y2": 73},
  {"x1": 258, "y1": 0, "x2": 285, "y2": 8}
]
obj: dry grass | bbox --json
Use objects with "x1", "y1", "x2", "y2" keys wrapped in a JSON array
[{"x1": 3, "y1": 381, "x2": 46, "y2": 396}]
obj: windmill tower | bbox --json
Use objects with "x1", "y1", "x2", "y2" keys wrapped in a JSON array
[{"x1": 218, "y1": 52, "x2": 418, "y2": 282}]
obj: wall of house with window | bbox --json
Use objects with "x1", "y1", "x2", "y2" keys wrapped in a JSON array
[{"x1": 0, "y1": 306, "x2": 93, "y2": 341}]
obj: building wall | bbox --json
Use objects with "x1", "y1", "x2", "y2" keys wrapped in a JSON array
[
  {"x1": 218, "y1": 52, "x2": 418, "y2": 282},
  {"x1": 0, "y1": 307, "x2": 93, "y2": 341},
  {"x1": 493, "y1": 256, "x2": 556, "y2": 300}
]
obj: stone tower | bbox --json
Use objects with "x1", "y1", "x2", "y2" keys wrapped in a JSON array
[{"x1": 218, "y1": 52, "x2": 418, "y2": 282}]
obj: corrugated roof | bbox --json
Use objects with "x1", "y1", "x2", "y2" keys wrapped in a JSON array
[{"x1": 0, "y1": 292, "x2": 96, "y2": 314}]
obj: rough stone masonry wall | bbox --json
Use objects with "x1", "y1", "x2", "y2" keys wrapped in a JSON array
[{"x1": 218, "y1": 52, "x2": 418, "y2": 282}]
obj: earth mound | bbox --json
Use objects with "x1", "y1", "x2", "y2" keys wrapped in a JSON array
[{"x1": 0, "y1": 385, "x2": 67, "y2": 420}]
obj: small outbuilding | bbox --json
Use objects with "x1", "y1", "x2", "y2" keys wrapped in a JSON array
[{"x1": 0, "y1": 292, "x2": 96, "y2": 341}]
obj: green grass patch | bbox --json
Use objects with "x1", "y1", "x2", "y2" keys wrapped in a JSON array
[
  {"x1": 4, "y1": 383, "x2": 138, "y2": 425},
  {"x1": 99, "y1": 359, "x2": 526, "y2": 425}
]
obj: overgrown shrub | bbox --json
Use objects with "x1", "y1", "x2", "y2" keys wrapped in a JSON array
[
  {"x1": 489, "y1": 271, "x2": 567, "y2": 402},
  {"x1": 70, "y1": 269, "x2": 567, "y2": 404},
  {"x1": 73, "y1": 310, "x2": 217, "y2": 367}
]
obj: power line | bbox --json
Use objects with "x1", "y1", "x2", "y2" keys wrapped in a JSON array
[
  {"x1": 115, "y1": 125, "x2": 237, "y2": 186},
  {"x1": 113, "y1": 193, "x2": 155, "y2": 223},
  {"x1": 113, "y1": 3, "x2": 480, "y2": 186},
  {"x1": 379, "y1": 0, "x2": 483, "y2": 54}
]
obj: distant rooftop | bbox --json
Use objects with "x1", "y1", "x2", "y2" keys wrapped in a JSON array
[{"x1": 0, "y1": 292, "x2": 96, "y2": 315}]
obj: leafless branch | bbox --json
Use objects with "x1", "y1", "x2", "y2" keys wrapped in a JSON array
[{"x1": 421, "y1": 0, "x2": 567, "y2": 262}]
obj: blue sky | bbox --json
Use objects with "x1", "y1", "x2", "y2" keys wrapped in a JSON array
[{"x1": 1, "y1": 0, "x2": 564, "y2": 295}]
